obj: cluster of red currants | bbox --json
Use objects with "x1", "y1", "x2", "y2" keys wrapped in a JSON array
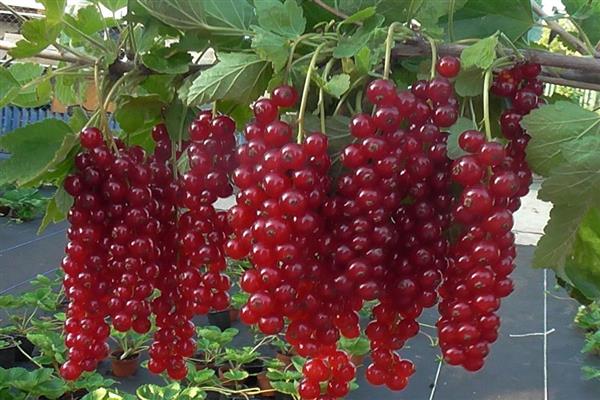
[
  {"x1": 60, "y1": 113, "x2": 237, "y2": 380},
  {"x1": 436, "y1": 62, "x2": 541, "y2": 371}
]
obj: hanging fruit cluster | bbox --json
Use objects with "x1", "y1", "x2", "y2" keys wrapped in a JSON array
[
  {"x1": 57, "y1": 50, "x2": 542, "y2": 398},
  {"x1": 59, "y1": 115, "x2": 237, "y2": 381}
]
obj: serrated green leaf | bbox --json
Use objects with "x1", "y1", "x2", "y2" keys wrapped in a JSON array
[
  {"x1": 223, "y1": 369, "x2": 249, "y2": 381},
  {"x1": 186, "y1": 53, "x2": 271, "y2": 107},
  {"x1": 447, "y1": 0, "x2": 534, "y2": 41},
  {"x1": 251, "y1": 26, "x2": 290, "y2": 71},
  {"x1": 533, "y1": 203, "x2": 592, "y2": 276},
  {"x1": 9, "y1": 18, "x2": 62, "y2": 59},
  {"x1": 142, "y1": 47, "x2": 191, "y2": 74},
  {"x1": 137, "y1": 0, "x2": 255, "y2": 32},
  {"x1": 354, "y1": 47, "x2": 371, "y2": 75},
  {"x1": 139, "y1": 75, "x2": 176, "y2": 101},
  {"x1": 115, "y1": 94, "x2": 164, "y2": 133},
  {"x1": 454, "y1": 68, "x2": 484, "y2": 97},
  {"x1": 165, "y1": 99, "x2": 195, "y2": 143},
  {"x1": 64, "y1": 5, "x2": 104, "y2": 40},
  {"x1": 323, "y1": 74, "x2": 350, "y2": 98},
  {"x1": 565, "y1": 207, "x2": 600, "y2": 300},
  {"x1": 522, "y1": 102, "x2": 600, "y2": 176},
  {"x1": 564, "y1": 0, "x2": 600, "y2": 45},
  {"x1": 0, "y1": 69, "x2": 19, "y2": 107},
  {"x1": 54, "y1": 75, "x2": 87, "y2": 107},
  {"x1": 255, "y1": 0, "x2": 306, "y2": 38},
  {"x1": 99, "y1": 0, "x2": 127, "y2": 12},
  {"x1": 270, "y1": 380, "x2": 298, "y2": 395},
  {"x1": 21, "y1": 132, "x2": 78, "y2": 188},
  {"x1": 446, "y1": 117, "x2": 475, "y2": 159},
  {"x1": 342, "y1": 6, "x2": 377, "y2": 24},
  {"x1": 7, "y1": 63, "x2": 52, "y2": 108},
  {"x1": 460, "y1": 35, "x2": 498, "y2": 70},
  {"x1": 0, "y1": 119, "x2": 73, "y2": 185},
  {"x1": 37, "y1": 0, "x2": 66, "y2": 24},
  {"x1": 69, "y1": 107, "x2": 89, "y2": 132},
  {"x1": 333, "y1": 14, "x2": 384, "y2": 58}
]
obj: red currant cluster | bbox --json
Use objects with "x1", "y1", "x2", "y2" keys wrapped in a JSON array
[
  {"x1": 436, "y1": 62, "x2": 542, "y2": 372},
  {"x1": 60, "y1": 127, "x2": 164, "y2": 380},
  {"x1": 147, "y1": 113, "x2": 237, "y2": 378},
  {"x1": 60, "y1": 112, "x2": 237, "y2": 380}
]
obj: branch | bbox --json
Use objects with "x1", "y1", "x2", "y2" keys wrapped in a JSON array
[
  {"x1": 538, "y1": 74, "x2": 600, "y2": 91},
  {"x1": 531, "y1": 1, "x2": 600, "y2": 58},
  {"x1": 393, "y1": 38, "x2": 600, "y2": 90},
  {"x1": 312, "y1": 0, "x2": 349, "y2": 19}
]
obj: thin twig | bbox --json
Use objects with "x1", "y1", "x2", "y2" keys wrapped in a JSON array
[
  {"x1": 531, "y1": 1, "x2": 600, "y2": 58},
  {"x1": 312, "y1": 0, "x2": 349, "y2": 19}
]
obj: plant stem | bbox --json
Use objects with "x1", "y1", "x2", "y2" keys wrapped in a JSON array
[
  {"x1": 312, "y1": 0, "x2": 350, "y2": 19},
  {"x1": 285, "y1": 33, "x2": 314, "y2": 83},
  {"x1": 482, "y1": 68, "x2": 493, "y2": 140},
  {"x1": 383, "y1": 22, "x2": 401, "y2": 80},
  {"x1": 425, "y1": 35, "x2": 438, "y2": 79},
  {"x1": 499, "y1": 32, "x2": 525, "y2": 61},
  {"x1": 318, "y1": 58, "x2": 335, "y2": 134},
  {"x1": 448, "y1": 0, "x2": 456, "y2": 42},
  {"x1": 297, "y1": 43, "x2": 326, "y2": 143},
  {"x1": 63, "y1": 19, "x2": 110, "y2": 54}
]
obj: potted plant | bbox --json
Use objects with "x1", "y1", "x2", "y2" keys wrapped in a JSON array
[
  {"x1": 265, "y1": 358, "x2": 304, "y2": 400},
  {"x1": 193, "y1": 326, "x2": 239, "y2": 371},
  {"x1": 222, "y1": 346, "x2": 263, "y2": 387},
  {"x1": 208, "y1": 308, "x2": 233, "y2": 331},
  {"x1": 338, "y1": 334, "x2": 370, "y2": 366},
  {"x1": 229, "y1": 292, "x2": 249, "y2": 322},
  {"x1": 109, "y1": 329, "x2": 151, "y2": 377},
  {"x1": 0, "y1": 338, "x2": 16, "y2": 368},
  {"x1": 270, "y1": 336, "x2": 294, "y2": 367},
  {"x1": 256, "y1": 358, "x2": 285, "y2": 397}
]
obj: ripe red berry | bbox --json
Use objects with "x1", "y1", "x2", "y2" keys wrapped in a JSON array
[{"x1": 436, "y1": 56, "x2": 461, "y2": 78}]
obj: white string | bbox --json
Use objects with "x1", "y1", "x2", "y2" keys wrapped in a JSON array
[
  {"x1": 509, "y1": 329, "x2": 555, "y2": 338},
  {"x1": 428, "y1": 359, "x2": 443, "y2": 400},
  {"x1": 543, "y1": 269, "x2": 549, "y2": 400}
]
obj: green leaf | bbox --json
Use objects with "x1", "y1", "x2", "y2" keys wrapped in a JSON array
[
  {"x1": 64, "y1": 5, "x2": 104, "y2": 38},
  {"x1": 0, "y1": 120, "x2": 73, "y2": 185},
  {"x1": 323, "y1": 74, "x2": 351, "y2": 98},
  {"x1": 454, "y1": 68, "x2": 484, "y2": 97},
  {"x1": 186, "y1": 53, "x2": 271, "y2": 107},
  {"x1": 54, "y1": 75, "x2": 87, "y2": 107},
  {"x1": 114, "y1": 94, "x2": 164, "y2": 133},
  {"x1": 460, "y1": 34, "x2": 498, "y2": 70},
  {"x1": 37, "y1": 0, "x2": 66, "y2": 24},
  {"x1": 354, "y1": 47, "x2": 371, "y2": 75},
  {"x1": 565, "y1": 207, "x2": 600, "y2": 300},
  {"x1": 140, "y1": 75, "x2": 176, "y2": 101},
  {"x1": 99, "y1": 0, "x2": 127, "y2": 12},
  {"x1": 21, "y1": 132, "x2": 78, "y2": 187},
  {"x1": 7, "y1": 63, "x2": 52, "y2": 108},
  {"x1": 521, "y1": 102, "x2": 600, "y2": 176},
  {"x1": 137, "y1": 0, "x2": 255, "y2": 32},
  {"x1": 9, "y1": 18, "x2": 62, "y2": 59},
  {"x1": 582, "y1": 365, "x2": 600, "y2": 381},
  {"x1": 69, "y1": 107, "x2": 89, "y2": 132},
  {"x1": 223, "y1": 369, "x2": 249, "y2": 381},
  {"x1": 564, "y1": 0, "x2": 600, "y2": 45},
  {"x1": 39, "y1": 185, "x2": 73, "y2": 233},
  {"x1": 448, "y1": 0, "x2": 534, "y2": 41},
  {"x1": 255, "y1": 0, "x2": 306, "y2": 38},
  {"x1": 533, "y1": 203, "x2": 591, "y2": 275},
  {"x1": 165, "y1": 99, "x2": 195, "y2": 143},
  {"x1": 251, "y1": 26, "x2": 290, "y2": 72},
  {"x1": 0, "y1": 69, "x2": 20, "y2": 108},
  {"x1": 333, "y1": 14, "x2": 384, "y2": 58},
  {"x1": 344, "y1": 6, "x2": 377, "y2": 24},
  {"x1": 142, "y1": 47, "x2": 191, "y2": 74},
  {"x1": 446, "y1": 117, "x2": 475, "y2": 159}
]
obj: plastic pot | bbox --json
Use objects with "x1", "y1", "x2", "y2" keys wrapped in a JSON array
[
  {"x1": 275, "y1": 351, "x2": 292, "y2": 367},
  {"x1": 193, "y1": 353, "x2": 216, "y2": 372},
  {"x1": 274, "y1": 393, "x2": 293, "y2": 400},
  {"x1": 257, "y1": 371, "x2": 275, "y2": 397},
  {"x1": 242, "y1": 359, "x2": 263, "y2": 387},
  {"x1": 110, "y1": 351, "x2": 139, "y2": 377},
  {"x1": 0, "y1": 345, "x2": 15, "y2": 368},
  {"x1": 14, "y1": 335, "x2": 35, "y2": 362},
  {"x1": 350, "y1": 353, "x2": 365, "y2": 366},
  {"x1": 208, "y1": 310, "x2": 232, "y2": 330},
  {"x1": 229, "y1": 308, "x2": 240, "y2": 322}
]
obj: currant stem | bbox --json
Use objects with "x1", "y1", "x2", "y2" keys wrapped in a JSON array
[
  {"x1": 483, "y1": 68, "x2": 493, "y2": 141},
  {"x1": 297, "y1": 43, "x2": 326, "y2": 143},
  {"x1": 383, "y1": 22, "x2": 401, "y2": 80},
  {"x1": 426, "y1": 35, "x2": 438, "y2": 79}
]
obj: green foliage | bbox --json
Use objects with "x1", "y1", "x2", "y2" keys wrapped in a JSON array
[
  {"x1": 0, "y1": 120, "x2": 74, "y2": 186},
  {"x1": 563, "y1": 0, "x2": 600, "y2": 45},
  {"x1": 136, "y1": 382, "x2": 206, "y2": 400},
  {"x1": 460, "y1": 34, "x2": 498, "y2": 70},
  {"x1": 0, "y1": 185, "x2": 48, "y2": 221},
  {"x1": 186, "y1": 53, "x2": 271, "y2": 106},
  {"x1": 0, "y1": 367, "x2": 65, "y2": 399}
]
